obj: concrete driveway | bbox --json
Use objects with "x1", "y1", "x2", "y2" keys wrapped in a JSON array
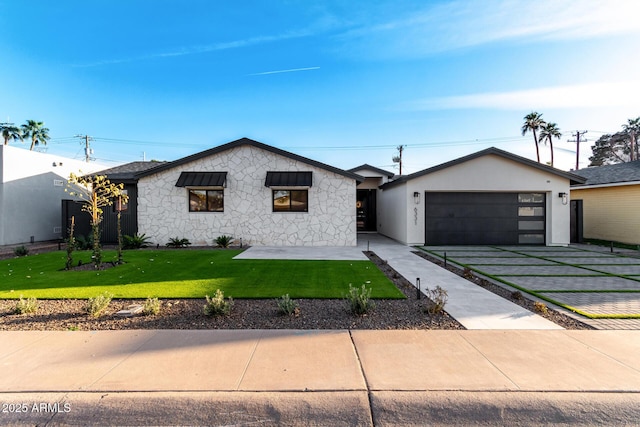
[{"x1": 422, "y1": 245, "x2": 640, "y2": 330}]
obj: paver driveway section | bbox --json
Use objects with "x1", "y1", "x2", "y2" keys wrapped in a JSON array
[{"x1": 422, "y1": 245, "x2": 640, "y2": 329}]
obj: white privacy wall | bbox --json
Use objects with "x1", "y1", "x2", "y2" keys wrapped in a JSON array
[
  {"x1": 137, "y1": 144, "x2": 358, "y2": 246},
  {"x1": 0, "y1": 145, "x2": 105, "y2": 245}
]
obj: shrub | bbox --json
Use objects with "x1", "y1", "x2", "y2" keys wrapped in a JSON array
[
  {"x1": 215, "y1": 235, "x2": 234, "y2": 248},
  {"x1": 142, "y1": 297, "x2": 161, "y2": 315},
  {"x1": 75, "y1": 234, "x2": 93, "y2": 250},
  {"x1": 203, "y1": 289, "x2": 233, "y2": 316},
  {"x1": 13, "y1": 246, "x2": 29, "y2": 257},
  {"x1": 511, "y1": 290, "x2": 524, "y2": 300},
  {"x1": 533, "y1": 301, "x2": 548, "y2": 314},
  {"x1": 276, "y1": 294, "x2": 299, "y2": 316},
  {"x1": 123, "y1": 233, "x2": 152, "y2": 249},
  {"x1": 462, "y1": 267, "x2": 474, "y2": 279},
  {"x1": 14, "y1": 296, "x2": 38, "y2": 314},
  {"x1": 166, "y1": 237, "x2": 191, "y2": 248},
  {"x1": 345, "y1": 284, "x2": 375, "y2": 315},
  {"x1": 86, "y1": 292, "x2": 114, "y2": 317},
  {"x1": 425, "y1": 286, "x2": 448, "y2": 315}
]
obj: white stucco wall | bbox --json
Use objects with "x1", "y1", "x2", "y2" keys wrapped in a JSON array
[
  {"x1": 379, "y1": 154, "x2": 572, "y2": 246},
  {"x1": 377, "y1": 184, "x2": 408, "y2": 243},
  {"x1": 137, "y1": 144, "x2": 357, "y2": 246},
  {"x1": 0, "y1": 145, "x2": 106, "y2": 245}
]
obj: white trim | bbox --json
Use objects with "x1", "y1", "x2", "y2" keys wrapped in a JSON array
[{"x1": 571, "y1": 181, "x2": 640, "y2": 190}]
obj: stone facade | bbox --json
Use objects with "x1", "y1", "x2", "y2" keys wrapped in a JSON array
[{"x1": 137, "y1": 144, "x2": 358, "y2": 246}]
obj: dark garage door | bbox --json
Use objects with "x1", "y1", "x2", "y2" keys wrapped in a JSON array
[{"x1": 425, "y1": 192, "x2": 545, "y2": 245}]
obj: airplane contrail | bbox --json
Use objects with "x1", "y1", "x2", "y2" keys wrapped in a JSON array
[{"x1": 249, "y1": 67, "x2": 320, "y2": 76}]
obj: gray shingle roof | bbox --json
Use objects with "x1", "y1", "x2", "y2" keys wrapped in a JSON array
[
  {"x1": 572, "y1": 161, "x2": 640, "y2": 186},
  {"x1": 97, "y1": 161, "x2": 167, "y2": 182}
]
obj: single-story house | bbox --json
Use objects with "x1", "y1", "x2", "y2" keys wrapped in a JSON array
[
  {"x1": 76, "y1": 138, "x2": 364, "y2": 247},
  {"x1": 64, "y1": 141, "x2": 585, "y2": 247},
  {"x1": 0, "y1": 145, "x2": 105, "y2": 246},
  {"x1": 376, "y1": 147, "x2": 585, "y2": 246},
  {"x1": 570, "y1": 160, "x2": 640, "y2": 245}
]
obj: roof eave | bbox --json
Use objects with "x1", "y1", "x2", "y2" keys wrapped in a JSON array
[
  {"x1": 135, "y1": 138, "x2": 364, "y2": 183},
  {"x1": 380, "y1": 147, "x2": 586, "y2": 189}
]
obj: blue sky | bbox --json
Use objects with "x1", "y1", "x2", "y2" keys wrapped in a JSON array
[{"x1": 1, "y1": 0, "x2": 639, "y2": 173}]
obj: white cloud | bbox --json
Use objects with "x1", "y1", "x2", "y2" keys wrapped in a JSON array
[
  {"x1": 336, "y1": 0, "x2": 640, "y2": 57},
  {"x1": 410, "y1": 81, "x2": 640, "y2": 110},
  {"x1": 73, "y1": 29, "x2": 316, "y2": 68}
]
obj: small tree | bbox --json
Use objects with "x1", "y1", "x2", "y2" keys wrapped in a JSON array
[
  {"x1": 115, "y1": 195, "x2": 124, "y2": 264},
  {"x1": 67, "y1": 173, "x2": 128, "y2": 269},
  {"x1": 66, "y1": 216, "x2": 76, "y2": 270}
]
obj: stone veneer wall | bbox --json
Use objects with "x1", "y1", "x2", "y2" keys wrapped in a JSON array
[{"x1": 137, "y1": 145, "x2": 357, "y2": 246}]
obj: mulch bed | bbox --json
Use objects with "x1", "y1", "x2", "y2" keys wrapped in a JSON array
[{"x1": 412, "y1": 251, "x2": 594, "y2": 330}]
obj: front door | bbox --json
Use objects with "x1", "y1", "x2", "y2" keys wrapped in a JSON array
[
  {"x1": 356, "y1": 189, "x2": 377, "y2": 231},
  {"x1": 570, "y1": 199, "x2": 583, "y2": 243}
]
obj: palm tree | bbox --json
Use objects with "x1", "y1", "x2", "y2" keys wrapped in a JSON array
[
  {"x1": 0, "y1": 123, "x2": 22, "y2": 146},
  {"x1": 539, "y1": 122, "x2": 561, "y2": 167},
  {"x1": 521, "y1": 112, "x2": 545, "y2": 163},
  {"x1": 21, "y1": 120, "x2": 50, "y2": 151}
]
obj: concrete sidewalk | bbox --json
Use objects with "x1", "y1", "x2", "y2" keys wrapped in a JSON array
[
  {"x1": 4, "y1": 330, "x2": 640, "y2": 392},
  {"x1": 238, "y1": 233, "x2": 560, "y2": 329},
  {"x1": 2, "y1": 330, "x2": 640, "y2": 425}
]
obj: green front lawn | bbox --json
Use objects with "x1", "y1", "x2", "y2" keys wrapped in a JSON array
[{"x1": 0, "y1": 249, "x2": 404, "y2": 300}]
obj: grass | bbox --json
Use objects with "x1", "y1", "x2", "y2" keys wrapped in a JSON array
[
  {"x1": 418, "y1": 246, "x2": 640, "y2": 319},
  {"x1": 583, "y1": 238, "x2": 640, "y2": 251},
  {"x1": 0, "y1": 249, "x2": 404, "y2": 300}
]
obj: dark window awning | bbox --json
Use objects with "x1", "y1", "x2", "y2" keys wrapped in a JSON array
[
  {"x1": 175, "y1": 172, "x2": 227, "y2": 187},
  {"x1": 265, "y1": 171, "x2": 312, "y2": 187}
]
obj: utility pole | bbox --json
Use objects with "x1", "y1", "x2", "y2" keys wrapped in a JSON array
[
  {"x1": 75, "y1": 134, "x2": 94, "y2": 162},
  {"x1": 392, "y1": 145, "x2": 405, "y2": 175},
  {"x1": 568, "y1": 131, "x2": 587, "y2": 170}
]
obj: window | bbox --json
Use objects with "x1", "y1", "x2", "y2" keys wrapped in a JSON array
[
  {"x1": 518, "y1": 193, "x2": 544, "y2": 203},
  {"x1": 273, "y1": 190, "x2": 308, "y2": 212},
  {"x1": 517, "y1": 193, "x2": 545, "y2": 244},
  {"x1": 518, "y1": 206, "x2": 544, "y2": 217},
  {"x1": 189, "y1": 189, "x2": 224, "y2": 212}
]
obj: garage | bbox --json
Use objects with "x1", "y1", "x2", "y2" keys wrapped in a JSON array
[{"x1": 425, "y1": 192, "x2": 546, "y2": 245}]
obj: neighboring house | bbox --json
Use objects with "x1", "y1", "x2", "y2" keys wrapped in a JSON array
[
  {"x1": 62, "y1": 161, "x2": 165, "y2": 243},
  {"x1": 571, "y1": 161, "x2": 640, "y2": 245},
  {"x1": 0, "y1": 145, "x2": 105, "y2": 245},
  {"x1": 348, "y1": 164, "x2": 395, "y2": 232},
  {"x1": 376, "y1": 147, "x2": 585, "y2": 246},
  {"x1": 112, "y1": 138, "x2": 363, "y2": 246}
]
